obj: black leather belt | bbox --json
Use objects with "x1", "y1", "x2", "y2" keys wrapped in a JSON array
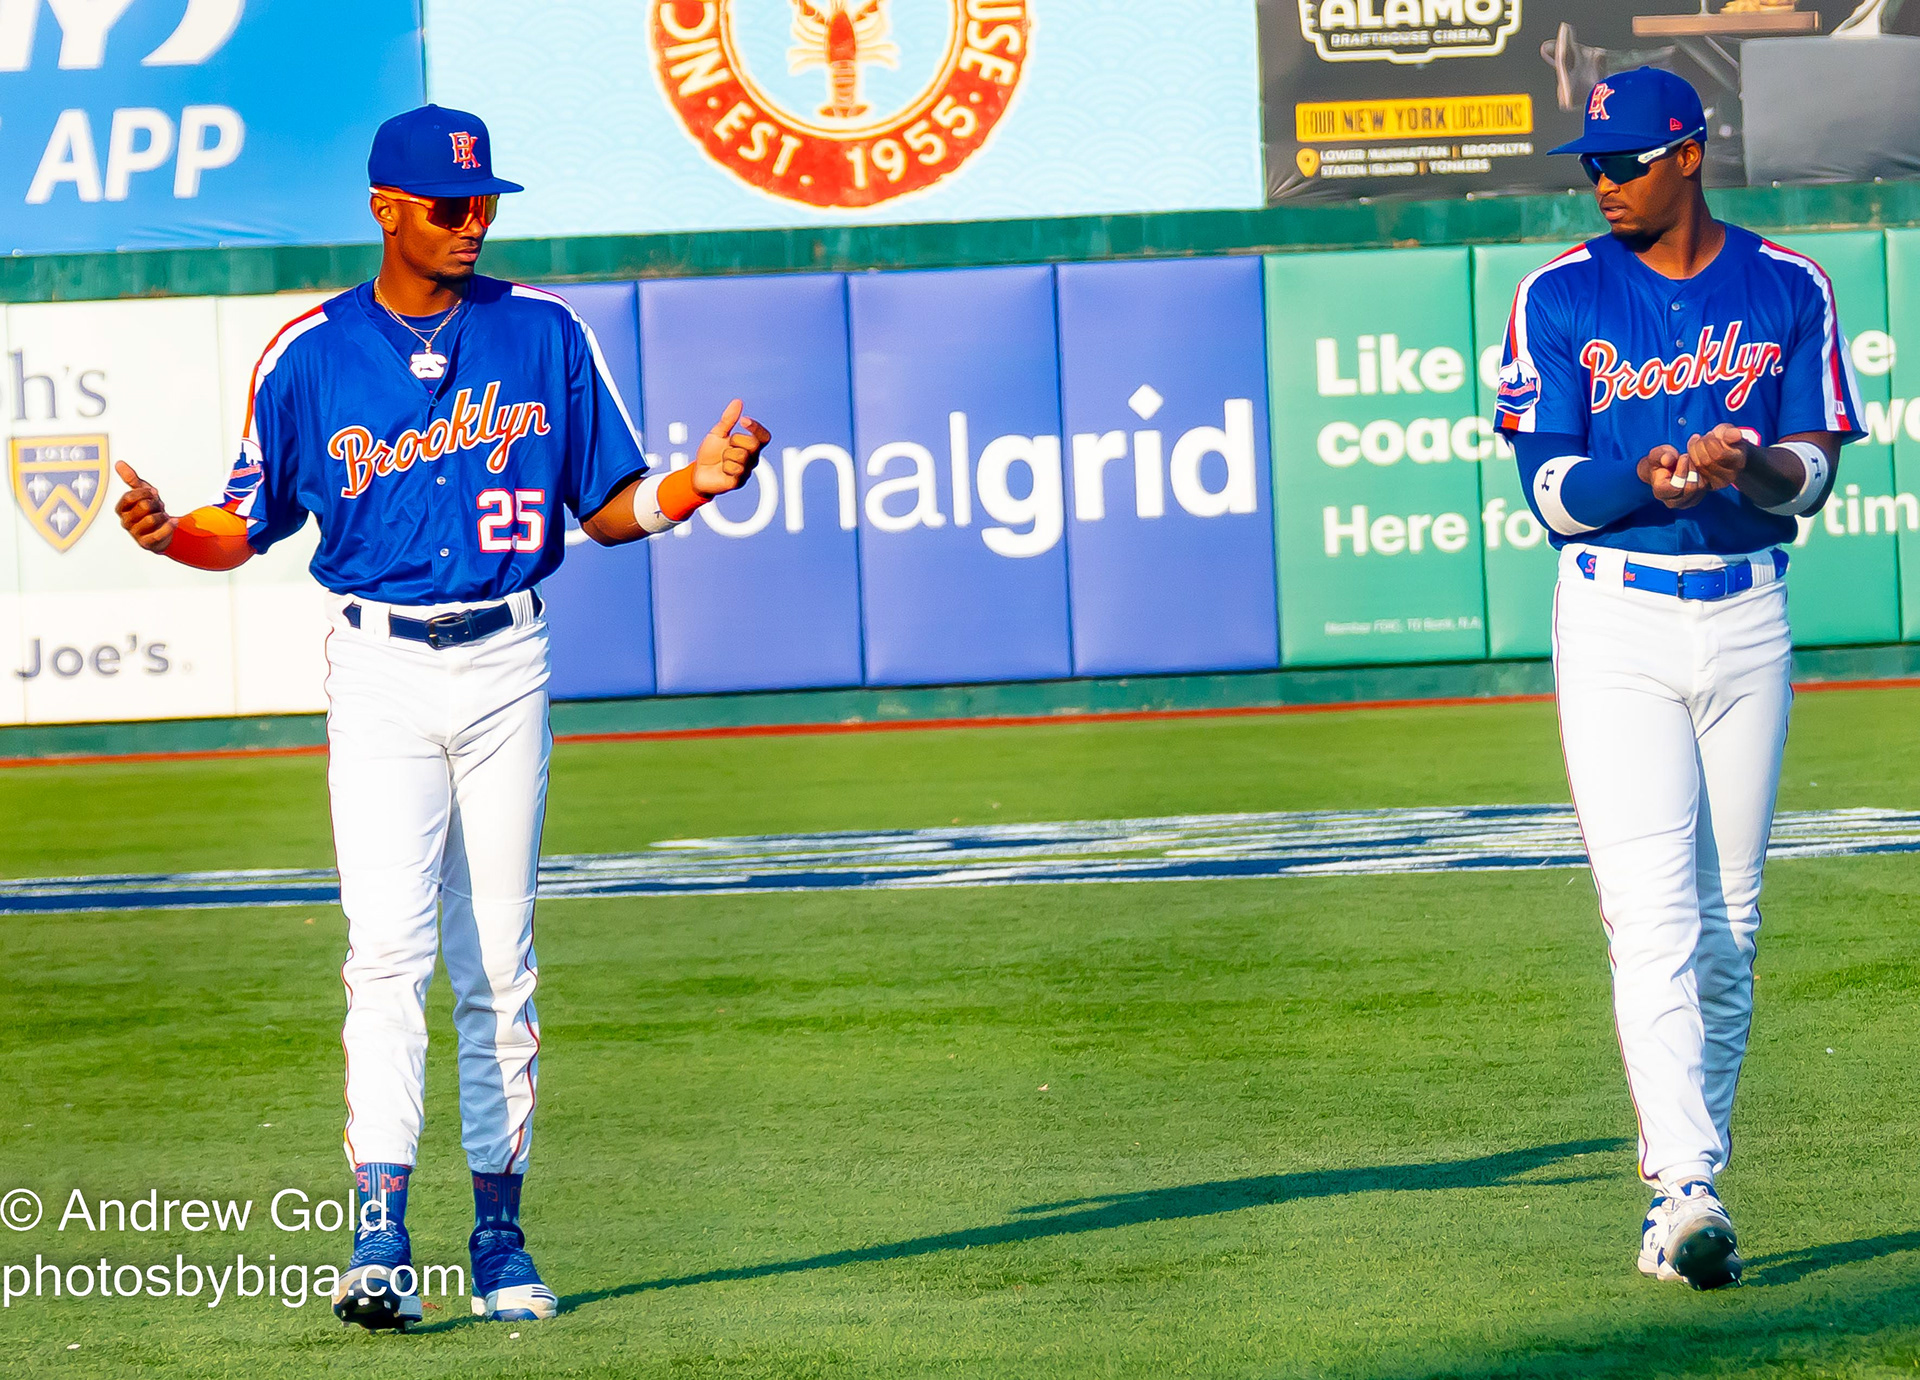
[{"x1": 344, "y1": 593, "x2": 539, "y2": 649}]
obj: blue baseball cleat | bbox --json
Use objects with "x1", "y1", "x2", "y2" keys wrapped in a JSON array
[
  {"x1": 332, "y1": 1223, "x2": 423, "y2": 1331},
  {"x1": 469, "y1": 1224, "x2": 558, "y2": 1321}
]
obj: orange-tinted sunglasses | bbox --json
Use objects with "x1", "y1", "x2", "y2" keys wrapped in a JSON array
[{"x1": 377, "y1": 188, "x2": 500, "y2": 231}]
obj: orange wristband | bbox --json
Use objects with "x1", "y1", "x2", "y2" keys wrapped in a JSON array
[
  {"x1": 657, "y1": 466, "x2": 709, "y2": 523},
  {"x1": 165, "y1": 506, "x2": 253, "y2": 571}
]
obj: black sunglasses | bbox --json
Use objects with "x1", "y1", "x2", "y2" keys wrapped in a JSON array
[{"x1": 1580, "y1": 128, "x2": 1705, "y2": 186}]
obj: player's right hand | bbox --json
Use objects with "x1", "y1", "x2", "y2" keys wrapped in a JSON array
[
  {"x1": 1637, "y1": 444, "x2": 1706, "y2": 510},
  {"x1": 114, "y1": 461, "x2": 177, "y2": 552}
]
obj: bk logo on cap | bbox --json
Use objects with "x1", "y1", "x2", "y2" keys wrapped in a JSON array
[
  {"x1": 449, "y1": 131, "x2": 480, "y2": 169},
  {"x1": 1588, "y1": 82, "x2": 1614, "y2": 120}
]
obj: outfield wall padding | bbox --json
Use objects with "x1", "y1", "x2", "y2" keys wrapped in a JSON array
[{"x1": 9, "y1": 232, "x2": 1920, "y2": 727}]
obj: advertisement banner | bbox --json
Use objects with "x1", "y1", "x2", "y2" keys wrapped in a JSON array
[
  {"x1": 0, "y1": 308, "x2": 20, "y2": 726},
  {"x1": 847, "y1": 265, "x2": 1072, "y2": 685},
  {"x1": 1472, "y1": 241, "x2": 1571, "y2": 660},
  {"x1": 424, "y1": 0, "x2": 1265, "y2": 237},
  {"x1": 640, "y1": 274, "x2": 865, "y2": 694},
  {"x1": 538, "y1": 283, "x2": 659, "y2": 702},
  {"x1": 1884, "y1": 230, "x2": 1920, "y2": 640},
  {"x1": 1056, "y1": 257, "x2": 1279, "y2": 676},
  {"x1": 6, "y1": 297, "x2": 242, "y2": 724},
  {"x1": 1266, "y1": 248, "x2": 1489, "y2": 666},
  {"x1": 1, "y1": 0, "x2": 423, "y2": 254},
  {"x1": 1768, "y1": 232, "x2": 1898, "y2": 648},
  {"x1": 1262, "y1": 1, "x2": 1903, "y2": 204}
]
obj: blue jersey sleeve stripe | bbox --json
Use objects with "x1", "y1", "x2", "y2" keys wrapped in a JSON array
[
  {"x1": 508, "y1": 283, "x2": 645, "y2": 452},
  {"x1": 1757, "y1": 240, "x2": 1859, "y2": 434}
]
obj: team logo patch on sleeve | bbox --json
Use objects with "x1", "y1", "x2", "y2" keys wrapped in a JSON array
[
  {"x1": 11, "y1": 435, "x2": 109, "y2": 552},
  {"x1": 1496, "y1": 358, "x2": 1541, "y2": 415}
]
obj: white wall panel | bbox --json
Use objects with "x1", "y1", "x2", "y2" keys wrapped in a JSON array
[
  {"x1": 16, "y1": 587, "x2": 236, "y2": 724},
  {"x1": 218, "y1": 293, "x2": 333, "y2": 715}
]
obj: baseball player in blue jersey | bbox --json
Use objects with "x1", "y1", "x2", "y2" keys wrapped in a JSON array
[
  {"x1": 1497, "y1": 68, "x2": 1863, "y2": 1290},
  {"x1": 113, "y1": 105, "x2": 770, "y2": 1329}
]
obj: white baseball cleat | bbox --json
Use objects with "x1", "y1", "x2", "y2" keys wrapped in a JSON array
[
  {"x1": 1639, "y1": 1179, "x2": 1743, "y2": 1290},
  {"x1": 469, "y1": 1225, "x2": 559, "y2": 1321},
  {"x1": 470, "y1": 1282, "x2": 560, "y2": 1321}
]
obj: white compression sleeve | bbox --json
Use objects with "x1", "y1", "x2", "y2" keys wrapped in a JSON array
[
  {"x1": 1531, "y1": 455, "x2": 1602, "y2": 536},
  {"x1": 1756, "y1": 441, "x2": 1831, "y2": 516}
]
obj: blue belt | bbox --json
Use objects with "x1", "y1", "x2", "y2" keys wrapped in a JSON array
[
  {"x1": 344, "y1": 593, "x2": 539, "y2": 649},
  {"x1": 1577, "y1": 549, "x2": 1787, "y2": 601}
]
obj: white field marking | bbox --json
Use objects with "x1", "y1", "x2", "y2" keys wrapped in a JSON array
[{"x1": 4, "y1": 805, "x2": 1918, "y2": 915}]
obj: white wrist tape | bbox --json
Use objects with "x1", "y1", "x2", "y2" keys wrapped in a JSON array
[
  {"x1": 1532, "y1": 455, "x2": 1602, "y2": 536},
  {"x1": 631, "y1": 474, "x2": 679, "y2": 534},
  {"x1": 1757, "y1": 440, "x2": 1831, "y2": 516}
]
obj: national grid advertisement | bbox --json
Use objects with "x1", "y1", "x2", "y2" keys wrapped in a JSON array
[{"x1": 10, "y1": 235, "x2": 1920, "y2": 726}]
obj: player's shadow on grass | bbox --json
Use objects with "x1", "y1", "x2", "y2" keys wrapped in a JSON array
[
  {"x1": 1371, "y1": 1254, "x2": 1920, "y2": 1380},
  {"x1": 558, "y1": 1136, "x2": 1624, "y2": 1314},
  {"x1": 1744, "y1": 1229, "x2": 1920, "y2": 1287}
]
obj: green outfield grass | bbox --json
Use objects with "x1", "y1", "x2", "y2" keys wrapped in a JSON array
[{"x1": 4, "y1": 689, "x2": 1920, "y2": 1378}]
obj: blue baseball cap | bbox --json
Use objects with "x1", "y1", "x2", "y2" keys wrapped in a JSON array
[
  {"x1": 1549, "y1": 67, "x2": 1708, "y2": 156},
  {"x1": 368, "y1": 104, "x2": 524, "y2": 196}
]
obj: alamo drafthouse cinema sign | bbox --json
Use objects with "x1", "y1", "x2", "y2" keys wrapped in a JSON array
[
  {"x1": 1297, "y1": 0, "x2": 1522, "y2": 64},
  {"x1": 651, "y1": 0, "x2": 1030, "y2": 209}
]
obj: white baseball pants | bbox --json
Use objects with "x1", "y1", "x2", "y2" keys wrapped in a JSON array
[
  {"x1": 1552, "y1": 545, "x2": 1792, "y2": 1187},
  {"x1": 324, "y1": 591, "x2": 550, "y2": 1176}
]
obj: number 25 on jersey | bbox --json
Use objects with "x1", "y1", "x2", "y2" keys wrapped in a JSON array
[{"x1": 477, "y1": 489, "x2": 545, "y2": 553}]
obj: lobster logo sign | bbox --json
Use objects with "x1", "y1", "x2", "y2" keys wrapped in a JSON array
[
  {"x1": 790, "y1": 1, "x2": 899, "y2": 121},
  {"x1": 650, "y1": 0, "x2": 1029, "y2": 209}
]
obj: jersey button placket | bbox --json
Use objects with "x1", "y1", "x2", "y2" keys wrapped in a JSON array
[
  {"x1": 425, "y1": 401, "x2": 452, "y2": 599},
  {"x1": 1673, "y1": 296, "x2": 1693, "y2": 433}
]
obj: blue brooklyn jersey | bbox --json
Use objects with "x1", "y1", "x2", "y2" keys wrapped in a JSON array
[
  {"x1": 220, "y1": 276, "x2": 647, "y2": 603},
  {"x1": 1496, "y1": 225, "x2": 1864, "y2": 555}
]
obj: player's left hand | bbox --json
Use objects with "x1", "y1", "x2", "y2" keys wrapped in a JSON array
[
  {"x1": 1639, "y1": 444, "x2": 1706, "y2": 510},
  {"x1": 691, "y1": 399, "x2": 771, "y2": 497},
  {"x1": 1685, "y1": 423, "x2": 1751, "y2": 492}
]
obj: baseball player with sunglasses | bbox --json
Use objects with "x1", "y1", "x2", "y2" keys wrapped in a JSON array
[
  {"x1": 1497, "y1": 69, "x2": 1862, "y2": 1290},
  {"x1": 114, "y1": 105, "x2": 770, "y2": 1329}
]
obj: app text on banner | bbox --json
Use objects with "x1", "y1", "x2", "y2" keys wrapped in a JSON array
[{"x1": 2, "y1": 0, "x2": 423, "y2": 253}]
